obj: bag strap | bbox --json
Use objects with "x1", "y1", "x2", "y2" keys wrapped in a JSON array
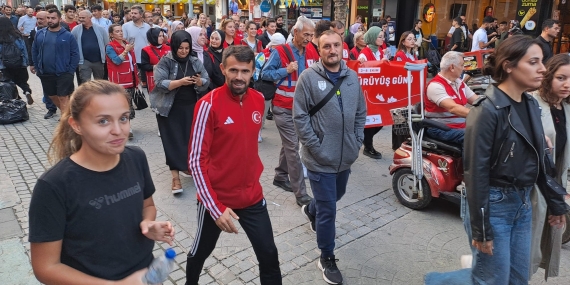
[
  {"x1": 309, "y1": 76, "x2": 345, "y2": 117},
  {"x1": 150, "y1": 47, "x2": 162, "y2": 60}
]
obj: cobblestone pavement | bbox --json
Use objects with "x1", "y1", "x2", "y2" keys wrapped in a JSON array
[{"x1": 1, "y1": 73, "x2": 569, "y2": 284}]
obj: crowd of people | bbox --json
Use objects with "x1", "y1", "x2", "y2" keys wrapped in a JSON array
[{"x1": 0, "y1": 3, "x2": 569, "y2": 285}]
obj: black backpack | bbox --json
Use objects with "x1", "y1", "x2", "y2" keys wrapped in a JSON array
[{"x1": 1, "y1": 41, "x2": 24, "y2": 69}]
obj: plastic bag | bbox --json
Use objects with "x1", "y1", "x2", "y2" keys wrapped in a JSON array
[
  {"x1": 0, "y1": 81, "x2": 18, "y2": 101},
  {"x1": 0, "y1": 99, "x2": 29, "y2": 124}
]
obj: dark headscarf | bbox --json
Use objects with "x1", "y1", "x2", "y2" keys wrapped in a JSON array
[
  {"x1": 208, "y1": 29, "x2": 225, "y2": 63},
  {"x1": 146, "y1": 27, "x2": 163, "y2": 47},
  {"x1": 170, "y1": 30, "x2": 193, "y2": 63}
]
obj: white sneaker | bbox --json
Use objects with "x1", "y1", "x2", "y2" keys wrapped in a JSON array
[
  {"x1": 258, "y1": 134, "x2": 263, "y2": 143},
  {"x1": 158, "y1": 130, "x2": 161, "y2": 137},
  {"x1": 460, "y1": 255, "x2": 472, "y2": 268}
]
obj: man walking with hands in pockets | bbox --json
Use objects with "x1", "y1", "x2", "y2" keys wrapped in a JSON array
[{"x1": 294, "y1": 29, "x2": 367, "y2": 284}]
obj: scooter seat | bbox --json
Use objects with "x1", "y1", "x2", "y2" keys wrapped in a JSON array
[{"x1": 422, "y1": 136, "x2": 463, "y2": 156}]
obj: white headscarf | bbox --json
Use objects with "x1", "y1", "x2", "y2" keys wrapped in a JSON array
[
  {"x1": 267, "y1": 32, "x2": 286, "y2": 48},
  {"x1": 187, "y1": 26, "x2": 205, "y2": 63}
]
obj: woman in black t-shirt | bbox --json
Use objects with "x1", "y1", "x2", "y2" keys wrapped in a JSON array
[{"x1": 29, "y1": 80, "x2": 175, "y2": 284}]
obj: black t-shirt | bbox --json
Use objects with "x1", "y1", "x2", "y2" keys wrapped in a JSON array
[
  {"x1": 451, "y1": 28, "x2": 465, "y2": 52},
  {"x1": 175, "y1": 61, "x2": 199, "y2": 104},
  {"x1": 536, "y1": 35, "x2": 553, "y2": 64},
  {"x1": 29, "y1": 146, "x2": 156, "y2": 281},
  {"x1": 506, "y1": 95, "x2": 534, "y2": 145},
  {"x1": 551, "y1": 106, "x2": 567, "y2": 163}
]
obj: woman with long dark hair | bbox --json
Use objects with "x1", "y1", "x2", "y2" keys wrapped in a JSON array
[
  {"x1": 462, "y1": 35, "x2": 568, "y2": 284},
  {"x1": 0, "y1": 17, "x2": 32, "y2": 104},
  {"x1": 29, "y1": 80, "x2": 174, "y2": 284},
  {"x1": 394, "y1": 31, "x2": 417, "y2": 62},
  {"x1": 149, "y1": 30, "x2": 210, "y2": 194},
  {"x1": 241, "y1": 21, "x2": 263, "y2": 55},
  {"x1": 140, "y1": 28, "x2": 171, "y2": 93}
]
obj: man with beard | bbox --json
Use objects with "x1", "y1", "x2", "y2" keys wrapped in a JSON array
[
  {"x1": 31, "y1": 8, "x2": 79, "y2": 116},
  {"x1": 123, "y1": 5, "x2": 150, "y2": 86},
  {"x1": 275, "y1": 15, "x2": 289, "y2": 39},
  {"x1": 28, "y1": 11, "x2": 57, "y2": 119},
  {"x1": 187, "y1": 45, "x2": 282, "y2": 285},
  {"x1": 295, "y1": 29, "x2": 366, "y2": 285},
  {"x1": 536, "y1": 19, "x2": 560, "y2": 64},
  {"x1": 260, "y1": 16, "x2": 316, "y2": 206},
  {"x1": 72, "y1": 10, "x2": 109, "y2": 83},
  {"x1": 3, "y1": 5, "x2": 19, "y2": 27}
]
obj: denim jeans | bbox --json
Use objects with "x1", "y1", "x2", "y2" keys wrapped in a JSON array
[
  {"x1": 426, "y1": 127, "x2": 465, "y2": 145},
  {"x1": 468, "y1": 186, "x2": 533, "y2": 285},
  {"x1": 425, "y1": 186, "x2": 533, "y2": 285},
  {"x1": 43, "y1": 94, "x2": 56, "y2": 112},
  {"x1": 306, "y1": 169, "x2": 350, "y2": 258}
]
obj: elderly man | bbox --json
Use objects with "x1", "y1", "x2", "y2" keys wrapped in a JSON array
[
  {"x1": 71, "y1": 10, "x2": 109, "y2": 83},
  {"x1": 424, "y1": 51, "x2": 479, "y2": 145},
  {"x1": 90, "y1": 4, "x2": 111, "y2": 29},
  {"x1": 17, "y1": 8, "x2": 36, "y2": 36},
  {"x1": 260, "y1": 16, "x2": 317, "y2": 207}
]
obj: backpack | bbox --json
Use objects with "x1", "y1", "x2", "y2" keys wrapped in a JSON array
[{"x1": 1, "y1": 41, "x2": 24, "y2": 69}]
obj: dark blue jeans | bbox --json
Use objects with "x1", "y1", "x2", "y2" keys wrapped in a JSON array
[
  {"x1": 43, "y1": 94, "x2": 56, "y2": 111},
  {"x1": 426, "y1": 127, "x2": 465, "y2": 145},
  {"x1": 307, "y1": 169, "x2": 350, "y2": 258}
]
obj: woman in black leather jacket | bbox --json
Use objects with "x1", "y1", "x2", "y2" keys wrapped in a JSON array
[{"x1": 463, "y1": 35, "x2": 568, "y2": 284}]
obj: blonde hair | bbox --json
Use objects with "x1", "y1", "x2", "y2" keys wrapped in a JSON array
[
  {"x1": 354, "y1": 31, "x2": 365, "y2": 44},
  {"x1": 48, "y1": 80, "x2": 130, "y2": 165}
]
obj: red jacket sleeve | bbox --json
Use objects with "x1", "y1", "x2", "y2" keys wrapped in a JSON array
[{"x1": 188, "y1": 98, "x2": 227, "y2": 219}]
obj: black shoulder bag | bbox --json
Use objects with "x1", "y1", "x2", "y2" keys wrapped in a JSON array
[
  {"x1": 308, "y1": 77, "x2": 345, "y2": 117},
  {"x1": 254, "y1": 45, "x2": 294, "y2": 100}
]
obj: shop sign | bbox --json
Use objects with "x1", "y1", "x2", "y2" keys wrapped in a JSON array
[
  {"x1": 346, "y1": 60, "x2": 427, "y2": 127},
  {"x1": 260, "y1": 0, "x2": 271, "y2": 12},
  {"x1": 516, "y1": 0, "x2": 540, "y2": 31},
  {"x1": 300, "y1": 6, "x2": 323, "y2": 21}
]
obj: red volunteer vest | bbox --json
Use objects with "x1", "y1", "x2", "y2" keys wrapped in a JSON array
[
  {"x1": 359, "y1": 47, "x2": 384, "y2": 61},
  {"x1": 394, "y1": 50, "x2": 417, "y2": 62},
  {"x1": 425, "y1": 74, "x2": 468, "y2": 129},
  {"x1": 350, "y1": 47, "x2": 362, "y2": 60},
  {"x1": 141, "y1": 44, "x2": 171, "y2": 92},
  {"x1": 241, "y1": 38, "x2": 264, "y2": 53},
  {"x1": 342, "y1": 42, "x2": 350, "y2": 60},
  {"x1": 273, "y1": 44, "x2": 298, "y2": 110},
  {"x1": 106, "y1": 40, "x2": 139, "y2": 89},
  {"x1": 305, "y1": 42, "x2": 320, "y2": 67}
]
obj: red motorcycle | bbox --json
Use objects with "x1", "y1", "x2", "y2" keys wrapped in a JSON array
[{"x1": 389, "y1": 63, "x2": 464, "y2": 209}]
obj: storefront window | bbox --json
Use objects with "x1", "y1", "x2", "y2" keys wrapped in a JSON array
[{"x1": 416, "y1": 0, "x2": 517, "y2": 39}]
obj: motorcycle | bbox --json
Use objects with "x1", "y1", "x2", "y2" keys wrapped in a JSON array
[{"x1": 389, "y1": 62, "x2": 465, "y2": 209}]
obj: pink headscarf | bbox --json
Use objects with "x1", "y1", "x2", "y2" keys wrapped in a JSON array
[{"x1": 186, "y1": 26, "x2": 205, "y2": 63}]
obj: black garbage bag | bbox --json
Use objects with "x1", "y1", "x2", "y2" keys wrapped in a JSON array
[
  {"x1": 0, "y1": 99, "x2": 29, "y2": 124},
  {"x1": 0, "y1": 81, "x2": 18, "y2": 101}
]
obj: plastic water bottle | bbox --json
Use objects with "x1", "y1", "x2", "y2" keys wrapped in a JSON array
[{"x1": 142, "y1": 248, "x2": 176, "y2": 284}]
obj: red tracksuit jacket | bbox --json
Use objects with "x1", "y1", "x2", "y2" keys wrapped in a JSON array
[{"x1": 188, "y1": 84, "x2": 265, "y2": 219}]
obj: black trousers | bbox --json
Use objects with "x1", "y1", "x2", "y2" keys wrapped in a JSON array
[
  {"x1": 185, "y1": 199, "x2": 282, "y2": 285},
  {"x1": 3, "y1": 67, "x2": 31, "y2": 94},
  {"x1": 363, "y1": 126, "x2": 382, "y2": 149}
]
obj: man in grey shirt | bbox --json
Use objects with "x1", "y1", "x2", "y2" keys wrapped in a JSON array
[
  {"x1": 295, "y1": 30, "x2": 366, "y2": 285},
  {"x1": 122, "y1": 5, "x2": 150, "y2": 86}
]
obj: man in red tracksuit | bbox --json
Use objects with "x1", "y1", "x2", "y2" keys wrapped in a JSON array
[{"x1": 186, "y1": 46, "x2": 282, "y2": 285}]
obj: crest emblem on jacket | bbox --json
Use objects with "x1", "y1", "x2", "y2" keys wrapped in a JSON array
[
  {"x1": 252, "y1": 111, "x2": 262, "y2": 124},
  {"x1": 318, "y1": 81, "x2": 327, "y2": 91}
]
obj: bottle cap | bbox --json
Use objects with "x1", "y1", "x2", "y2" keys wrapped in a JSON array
[{"x1": 165, "y1": 248, "x2": 176, "y2": 259}]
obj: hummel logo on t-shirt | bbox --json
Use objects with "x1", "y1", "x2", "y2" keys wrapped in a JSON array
[{"x1": 224, "y1": 117, "x2": 234, "y2": 125}]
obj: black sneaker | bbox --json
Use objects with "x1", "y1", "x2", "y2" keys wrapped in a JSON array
[
  {"x1": 317, "y1": 256, "x2": 343, "y2": 284},
  {"x1": 266, "y1": 110, "x2": 273, "y2": 120},
  {"x1": 363, "y1": 147, "x2": 382, "y2": 159},
  {"x1": 25, "y1": 91, "x2": 34, "y2": 105},
  {"x1": 301, "y1": 205, "x2": 316, "y2": 233},
  {"x1": 44, "y1": 109, "x2": 56, "y2": 119}
]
